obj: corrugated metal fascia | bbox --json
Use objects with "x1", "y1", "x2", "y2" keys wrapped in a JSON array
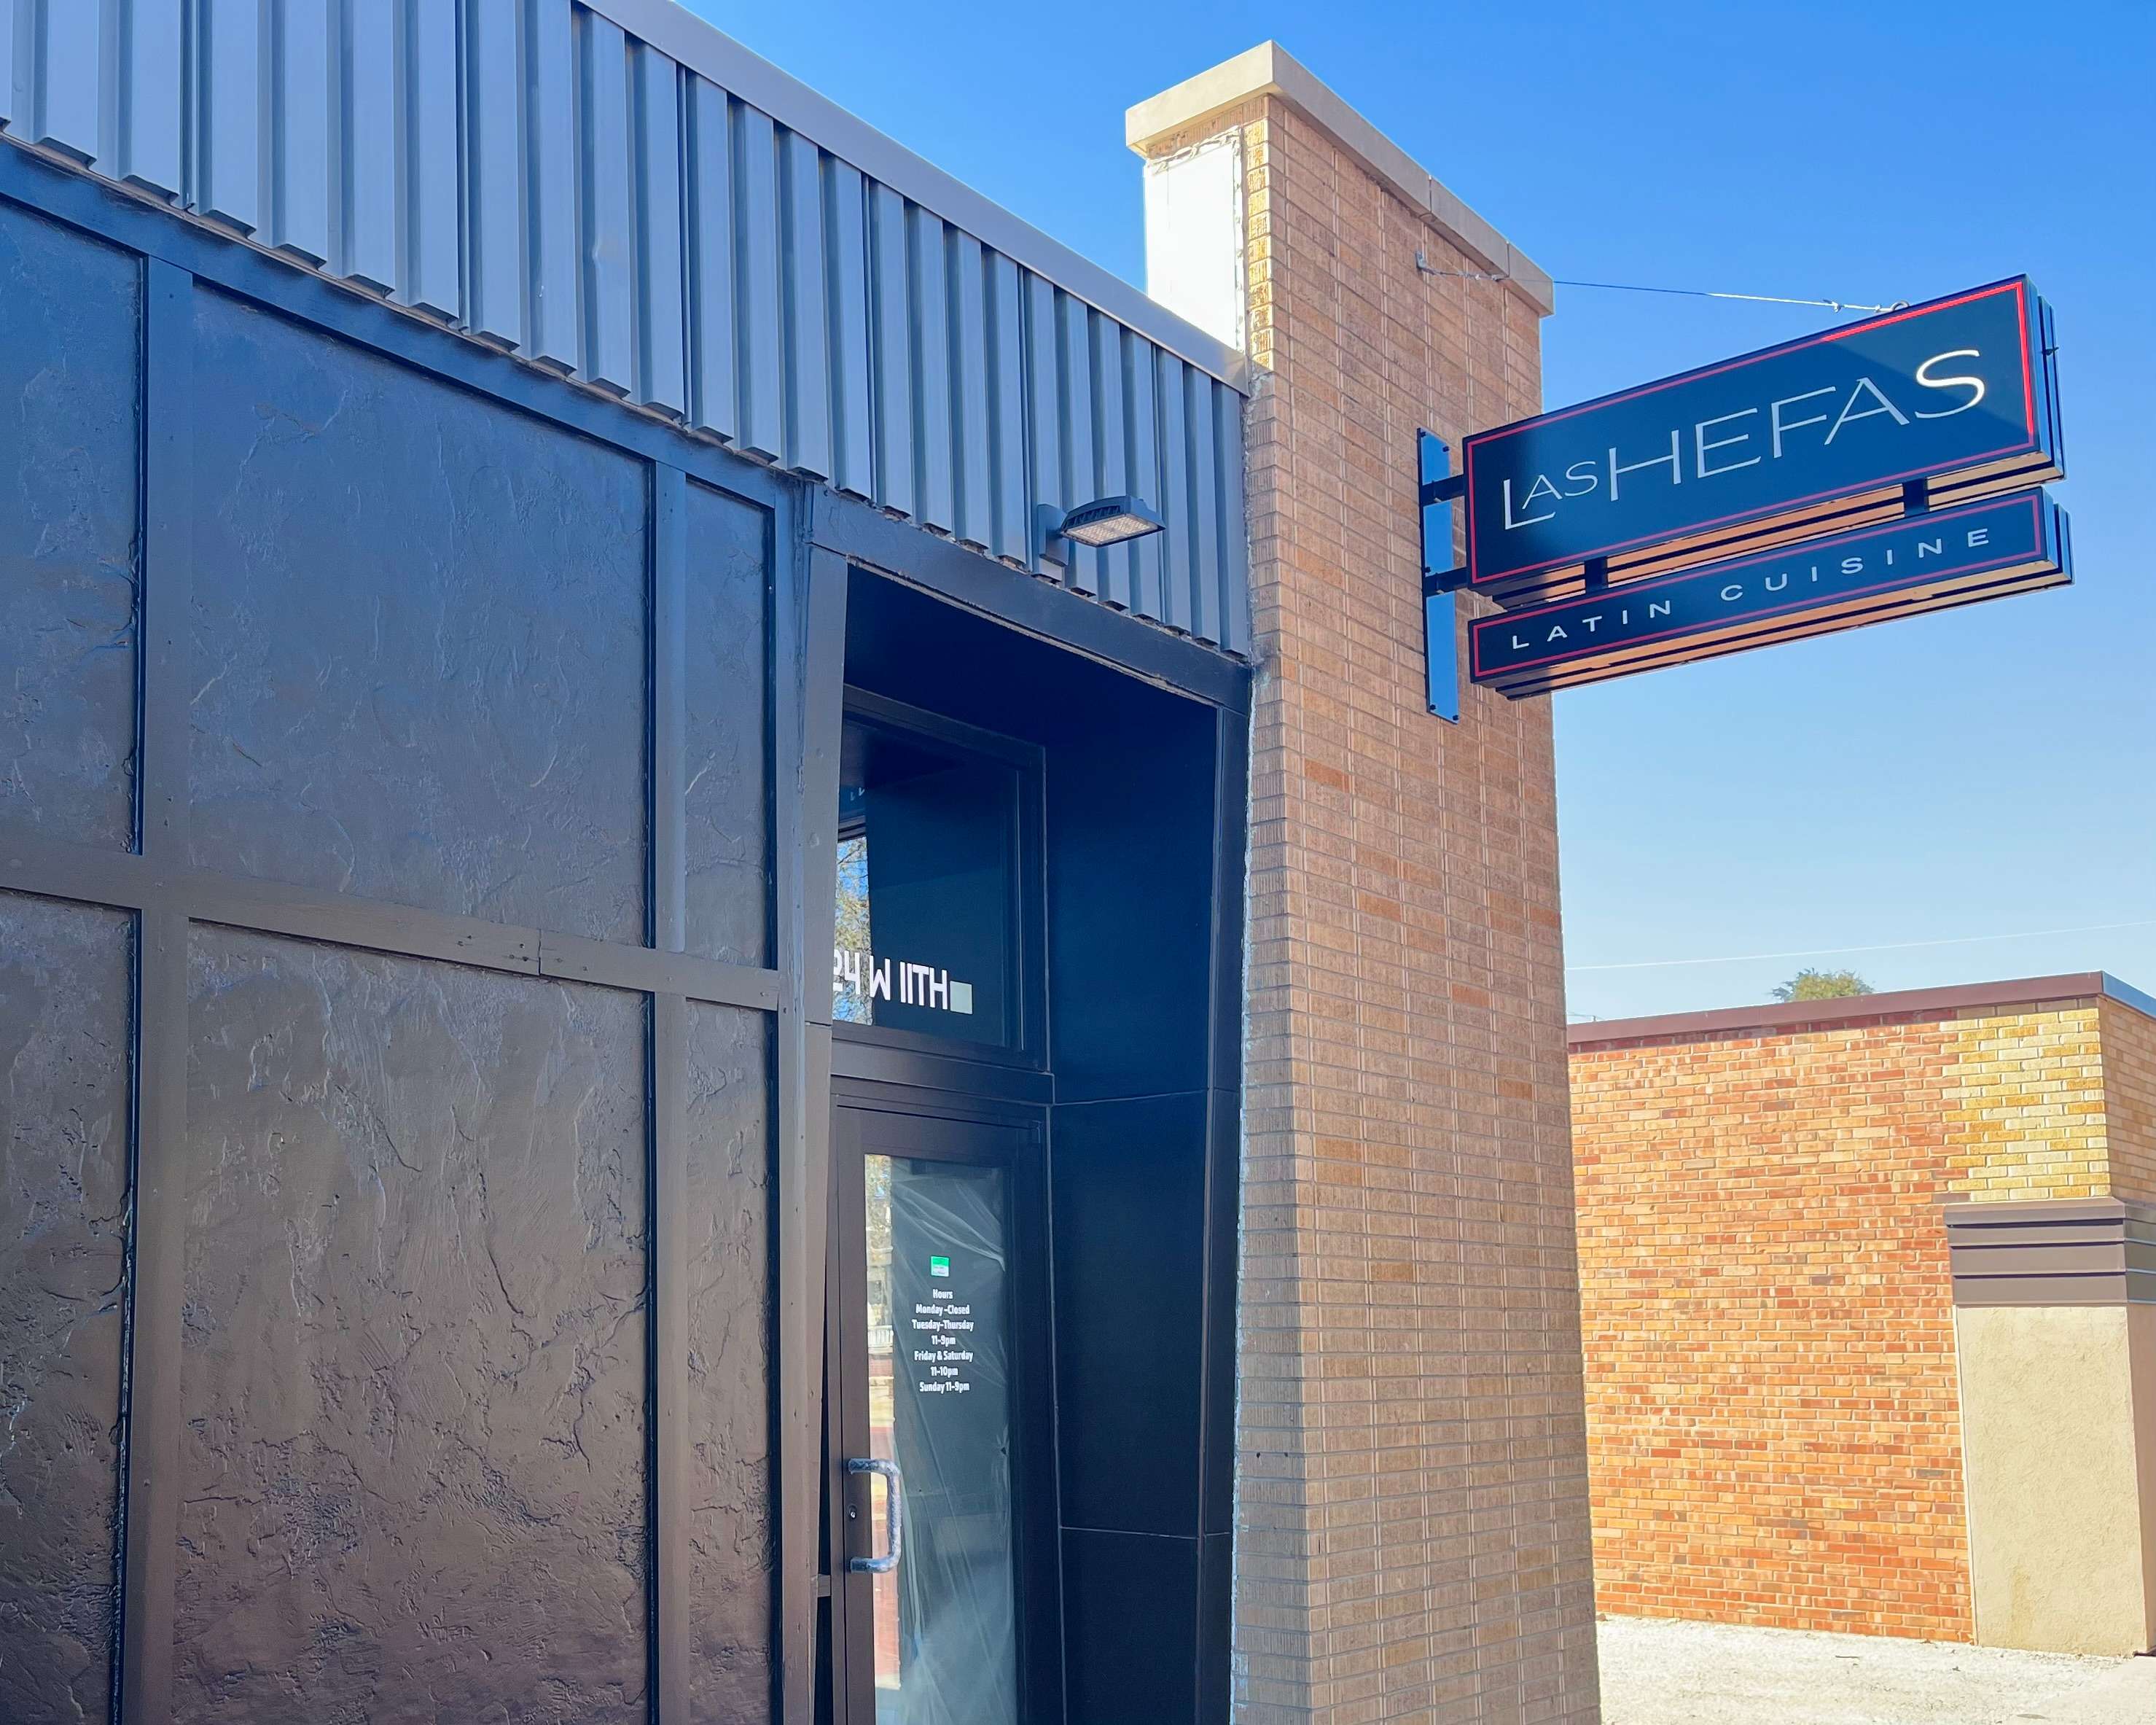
[
  {"x1": 579, "y1": 0, "x2": 1251, "y2": 393},
  {"x1": 0, "y1": 0, "x2": 1253, "y2": 658}
]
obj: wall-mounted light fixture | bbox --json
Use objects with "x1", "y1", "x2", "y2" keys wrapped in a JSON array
[{"x1": 1035, "y1": 495, "x2": 1165, "y2": 568}]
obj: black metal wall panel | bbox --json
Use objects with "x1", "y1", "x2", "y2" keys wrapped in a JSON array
[
  {"x1": 186, "y1": 289, "x2": 652, "y2": 943},
  {"x1": 1050, "y1": 1092, "x2": 1211, "y2": 1537},
  {"x1": 686, "y1": 1000, "x2": 777, "y2": 1717},
  {"x1": 684, "y1": 480, "x2": 775, "y2": 967},
  {"x1": 174, "y1": 930, "x2": 652, "y2": 1723},
  {"x1": 0, "y1": 890, "x2": 132, "y2": 1723},
  {"x1": 1044, "y1": 690, "x2": 1216, "y2": 1105},
  {"x1": 0, "y1": 202, "x2": 139, "y2": 849},
  {"x1": 1061, "y1": 1527, "x2": 1200, "y2": 1723}
]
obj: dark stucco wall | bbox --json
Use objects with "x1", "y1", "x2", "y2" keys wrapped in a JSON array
[
  {"x1": 684, "y1": 481, "x2": 774, "y2": 970},
  {"x1": 176, "y1": 934, "x2": 653, "y2": 1720},
  {"x1": 187, "y1": 288, "x2": 652, "y2": 943},
  {"x1": 687, "y1": 1001, "x2": 776, "y2": 1716},
  {"x1": 0, "y1": 198, "x2": 143, "y2": 1725},
  {"x1": 0, "y1": 203, "x2": 140, "y2": 852},
  {"x1": 0, "y1": 892, "x2": 132, "y2": 1723},
  {"x1": 0, "y1": 178, "x2": 781, "y2": 1720}
]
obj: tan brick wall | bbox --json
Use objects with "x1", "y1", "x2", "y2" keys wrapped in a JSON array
[
  {"x1": 1190, "y1": 96, "x2": 1598, "y2": 1724},
  {"x1": 1571, "y1": 991, "x2": 2156, "y2": 1642},
  {"x1": 1942, "y1": 1002, "x2": 2109, "y2": 1201}
]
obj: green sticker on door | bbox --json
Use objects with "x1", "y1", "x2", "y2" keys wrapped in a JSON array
[{"x1": 929, "y1": 1255, "x2": 950, "y2": 1278}]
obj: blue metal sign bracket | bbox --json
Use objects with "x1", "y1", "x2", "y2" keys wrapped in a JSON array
[{"x1": 1419, "y1": 431, "x2": 1465, "y2": 720}]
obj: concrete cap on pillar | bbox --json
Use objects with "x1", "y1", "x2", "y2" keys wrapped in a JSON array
[{"x1": 1125, "y1": 40, "x2": 1555, "y2": 319}]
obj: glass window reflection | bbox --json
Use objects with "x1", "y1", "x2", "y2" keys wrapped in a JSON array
[{"x1": 834, "y1": 714, "x2": 1020, "y2": 1050}]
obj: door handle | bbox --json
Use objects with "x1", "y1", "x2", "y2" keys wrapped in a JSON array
[{"x1": 845, "y1": 1457, "x2": 904, "y2": 1575}]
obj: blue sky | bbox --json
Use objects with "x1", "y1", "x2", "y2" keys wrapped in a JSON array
[{"x1": 689, "y1": 0, "x2": 2156, "y2": 1019}]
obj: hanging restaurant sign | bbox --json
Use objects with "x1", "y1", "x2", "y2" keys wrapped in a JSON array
[
  {"x1": 1469, "y1": 488, "x2": 2071, "y2": 698},
  {"x1": 1458, "y1": 278, "x2": 2063, "y2": 601}
]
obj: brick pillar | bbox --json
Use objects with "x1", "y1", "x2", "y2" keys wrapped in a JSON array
[{"x1": 1132, "y1": 45, "x2": 1600, "y2": 1724}]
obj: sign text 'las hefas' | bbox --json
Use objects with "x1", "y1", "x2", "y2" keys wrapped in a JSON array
[{"x1": 1459, "y1": 278, "x2": 2063, "y2": 600}]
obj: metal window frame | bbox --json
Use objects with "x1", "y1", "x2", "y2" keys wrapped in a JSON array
[{"x1": 831, "y1": 688, "x2": 1050, "y2": 1072}]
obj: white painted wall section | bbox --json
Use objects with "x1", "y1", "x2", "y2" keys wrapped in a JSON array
[{"x1": 1144, "y1": 135, "x2": 1246, "y2": 356}]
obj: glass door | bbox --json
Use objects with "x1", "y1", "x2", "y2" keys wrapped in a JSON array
[{"x1": 830, "y1": 1103, "x2": 1056, "y2": 1725}]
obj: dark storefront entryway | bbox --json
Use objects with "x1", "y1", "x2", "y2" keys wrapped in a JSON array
[
  {"x1": 824, "y1": 693, "x2": 1059, "y2": 1721},
  {"x1": 819, "y1": 575, "x2": 1247, "y2": 1724}
]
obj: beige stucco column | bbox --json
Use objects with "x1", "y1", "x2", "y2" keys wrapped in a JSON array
[
  {"x1": 1949, "y1": 1198, "x2": 2156, "y2": 1656},
  {"x1": 1131, "y1": 44, "x2": 1601, "y2": 1725}
]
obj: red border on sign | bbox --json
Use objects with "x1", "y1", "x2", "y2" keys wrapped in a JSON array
[
  {"x1": 1464, "y1": 280, "x2": 2041, "y2": 587},
  {"x1": 1469, "y1": 491, "x2": 2049, "y2": 678}
]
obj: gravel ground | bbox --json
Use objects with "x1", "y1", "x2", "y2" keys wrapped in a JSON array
[{"x1": 1598, "y1": 1616, "x2": 2156, "y2": 1725}]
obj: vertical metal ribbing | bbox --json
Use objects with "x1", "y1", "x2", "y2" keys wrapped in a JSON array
[
  {"x1": 733, "y1": 101, "x2": 784, "y2": 461},
  {"x1": 1124, "y1": 329, "x2": 1163, "y2": 620},
  {"x1": 1089, "y1": 310, "x2": 1128, "y2": 606},
  {"x1": 525, "y1": 0, "x2": 582, "y2": 370},
  {"x1": 577, "y1": 9, "x2": 634, "y2": 394},
  {"x1": 824, "y1": 158, "x2": 872, "y2": 500},
  {"x1": 648, "y1": 464, "x2": 690, "y2": 1724},
  {"x1": 340, "y1": 0, "x2": 399, "y2": 295},
  {"x1": 684, "y1": 77, "x2": 738, "y2": 442},
  {"x1": 195, "y1": 0, "x2": 261, "y2": 234},
  {"x1": 1057, "y1": 292, "x2": 1096, "y2": 596},
  {"x1": 908, "y1": 205, "x2": 953, "y2": 534},
  {"x1": 779, "y1": 131, "x2": 832, "y2": 480},
  {"x1": 630, "y1": 42, "x2": 686, "y2": 416},
  {"x1": 119, "y1": 255, "x2": 195, "y2": 1725},
  {"x1": 947, "y1": 230, "x2": 990, "y2": 551},
  {"x1": 402, "y1": 0, "x2": 463, "y2": 319},
  {"x1": 985, "y1": 251, "x2": 1027, "y2": 566},
  {"x1": 1188, "y1": 365, "x2": 1222, "y2": 644},
  {"x1": 867, "y1": 184, "x2": 913, "y2": 518},
  {"x1": 1214, "y1": 380, "x2": 1251, "y2": 654},
  {"x1": 466, "y1": 0, "x2": 526, "y2": 350},
  {"x1": 267, "y1": 0, "x2": 332, "y2": 267},
  {"x1": 117, "y1": 0, "x2": 185, "y2": 198},
  {"x1": 30, "y1": 0, "x2": 99, "y2": 163},
  {"x1": 1157, "y1": 351, "x2": 1194, "y2": 634},
  {"x1": 1023, "y1": 273, "x2": 1062, "y2": 577}
]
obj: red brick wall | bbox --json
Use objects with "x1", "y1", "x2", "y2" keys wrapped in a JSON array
[{"x1": 1571, "y1": 1021, "x2": 1975, "y2": 1640}]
